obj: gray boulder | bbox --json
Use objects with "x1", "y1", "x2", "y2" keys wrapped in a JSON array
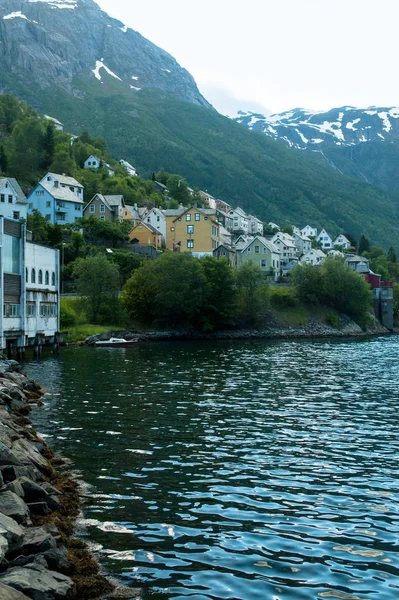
[
  {"x1": 10, "y1": 439, "x2": 49, "y2": 473},
  {"x1": 18, "y1": 528, "x2": 56, "y2": 556},
  {"x1": 0, "y1": 513, "x2": 25, "y2": 549},
  {"x1": 4, "y1": 480, "x2": 25, "y2": 499},
  {"x1": 0, "y1": 564, "x2": 73, "y2": 599},
  {"x1": 0, "y1": 533, "x2": 8, "y2": 562},
  {"x1": 0, "y1": 443, "x2": 21, "y2": 467},
  {"x1": 0, "y1": 582, "x2": 31, "y2": 599},
  {"x1": 0, "y1": 492, "x2": 30, "y2": 524},
  {"x1": 17, "y1": 478, "x2": 46, "y2": 502}
]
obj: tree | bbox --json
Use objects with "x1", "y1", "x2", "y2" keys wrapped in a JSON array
[
  {"x1": 281, "y1": 225, "x2": 294, "y2": 235},
  {"x1": 358, "y1": 234, "x2": 370, "y2": 254},
  {"x1": 50, "y1": 143, "x2": 75, "y2": 175},
  {"x1": 166, "y1": 174, "x2": 190, "y2": 205},
  {"x1": 107, "y1": 250, "x2": 144, "y2": 284},
  {"x1": 235, "y1": 263, "x2": 270, "y2": 327},
  {"x1": 343, "y1": 231, "x2": 357, "y2": 248},
  {"x1": 387, "y1": 246, "x2": 397, "y2": 263},
  {"x1": 200, "y1": 256, "x2": 236, "y2": 329},
  {"x1": 72, "y1": 255, "x2": 120, "y2": 323},
  {"x1": 41, "y1": 121, "x2": 55, "y2": 169},
  {"x1": 7, "y1": 116, "x2": 44, "y2": 180},
  {"x1": 291, "y1": 263, "x2": 323, "y2": 305},
  {"x1": 393, "y1": 283, "x2": 399, "y2": 323},
  {"x1": 0, "y1": 144, "x2": 7, "y2": 173},
  {"x1": 122, "y1": 253, "x2": 207, "y2": 329},
  {"x1": 321, "y1": 258, "x2": 373, "y2": 319}
]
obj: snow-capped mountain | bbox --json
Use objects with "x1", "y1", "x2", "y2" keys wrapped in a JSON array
[
  {"x1": 235, "y1": 106, "x2": 399, "y2": 149},
  {"x1": 0, "y1": 0, "x2": 210, "y2": 107}
]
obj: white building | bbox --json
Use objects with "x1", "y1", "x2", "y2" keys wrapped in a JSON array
[
  {"x1": 119, "y1": 159, "x2": 137, "y2": 176},
  {"x1": 271, "y1": 232, "x2": 297, "y2": 265},
  {"x1": 317, "y1": 229, "x2": 333, "y2": 250},
  {"x1": 300, "y1": 249, "x2": 326, "y2": 266},
  {"x1": 333, "y1": 234, "x2": 351, "y2": 249},
  {"x1": 144, "y1": 208, "x2": 167, "y2": 244},
  {"x1": 84, "y1": 155, "x2": 115, "y2": 177},
  {"x1": 0, "y1": 217, "x2": 60, "y2": 355},
  {"x1": 293, "y1": 232, "x2": 311, "y2": 256},
  {"x1": 301, "y1": 225, "x2": 318, "y2": 238},
  {"x1": 229, "y1": 207, "x2": 249, "y2": 234},
  {"x1": 248, "y1": 215, "x2": 264, "y2": 236},
  {"x1": 0, "y1": 178, "x2": 27, "y2": 222},
  {"x1": 44, "y1": 115, "x2": 64, "y2": 131}
]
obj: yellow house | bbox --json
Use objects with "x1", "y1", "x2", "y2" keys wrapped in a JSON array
[
  {"x1": 129, "y1": 221, "x2": 162, "y2": 248},
  {"x1": 165, "y1": 207, "x2": 220, "y2": 255}
]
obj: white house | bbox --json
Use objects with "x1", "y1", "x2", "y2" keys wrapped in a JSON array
[
  {"x1": 328, "y1": 249, "x2": 345, "y2": 258},
  {"x1": 271, "y1": 232, "x2": 297, "y2": 264},
  {"x1": 333, "y1": 234, "x2": 351, "y2": 249},
  {"x1": 248, "y1": 215, "x2": 264, "y2": 236},
  {"x1": 301, "y1": 225, "x2": 318, "y2": 238},
  {"x1": 0, "y1": 217, "x2": 59, "y2": 356},
  {"x1": 119, "y1": 159, "x2": 137, "y2": 176},
  {"x1": 317, "y1": 228, "x2": 333, "y2": 250},
  {"x1": 44, "y1": 115, "x2": 64, "y2": 131},
  {"x1": 0, "y1": 178, "x2": 27, "y2": 221},
  {"x1": 229, "y1": 207, "x2": 249, "y2": 234},
  {"x1": 144, "y1": 207, "x2": 167, "y2": 244},
  {"x1": 293, "y1": 232, "x2": 311, "y2": 256},
  {"x1": 84, "y1": 155, "x2": 115, "y2": 177},
  {"x1": 300, "y1": 249, "x2": 326, "y2": 265}
]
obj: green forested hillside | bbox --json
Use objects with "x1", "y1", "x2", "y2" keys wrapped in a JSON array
[{"x1": 7, "y1": 71, "x2": 399, "y2": 248}]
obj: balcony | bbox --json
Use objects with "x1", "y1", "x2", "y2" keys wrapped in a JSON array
[{"x1": 56, "y1": 204, "x2": 67, "y2": 213}]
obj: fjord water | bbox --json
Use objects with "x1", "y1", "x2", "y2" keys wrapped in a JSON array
[{"x1": 26, "y1": 338, "x2": 399, "y2": 600}]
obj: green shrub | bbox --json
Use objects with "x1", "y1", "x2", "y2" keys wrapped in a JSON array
[
  {"x1": 60, "y1": 301, "x2": 77, "y2": 329},
  {"x1": 325, "y1": 313, "x2": 340, "y2": 328},
  {"x1": 270, "y1": 287, "x2": 298, "y2": 309}
]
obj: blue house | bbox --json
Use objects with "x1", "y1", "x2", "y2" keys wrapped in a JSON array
[{"x1": 27, "y1": 173, "x2": 84, "y2": 224}]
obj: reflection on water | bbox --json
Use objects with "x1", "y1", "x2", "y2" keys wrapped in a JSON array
[{"x1": 26, "y1": 338, "x2": 399, "y2": 599}]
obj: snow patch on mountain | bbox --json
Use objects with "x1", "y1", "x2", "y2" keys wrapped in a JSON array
[
  {"x1": 92, "y1": 61, "x2": 122, "y2": 82},
  {"x1": 28, "y1": 0, "x2": 77, "y2": 7}
]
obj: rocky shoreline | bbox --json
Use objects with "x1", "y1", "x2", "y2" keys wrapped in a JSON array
[
  {"x1": 84, "y1": 314, "x2": 393, "y2": 346},
  {"x1": 0, "y1": 360, "x2": 138, "y2": 600}
]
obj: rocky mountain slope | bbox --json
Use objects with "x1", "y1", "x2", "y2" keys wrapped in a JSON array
[
  {"x1": 0, "y1": 0, "x2": 399, "y2": 247},
  {"x1": 235, "y1": 107, "x2": 399, "y2": 190}
]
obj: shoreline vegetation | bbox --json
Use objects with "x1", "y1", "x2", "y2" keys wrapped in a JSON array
[{"x1": 0, "y1": 360, "x2": 139, "y2": 599}]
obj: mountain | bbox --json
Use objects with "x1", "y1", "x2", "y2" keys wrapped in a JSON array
[
  {"x1": 235, "y1": 107, "x2": 399, "y2": 191},
  {"x1": 1, "y1": 0, "x2": 399, "y2": 248}
]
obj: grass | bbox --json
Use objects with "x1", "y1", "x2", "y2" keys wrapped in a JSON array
[{"x1": 61, "y1": 324, "x2": 116, "y2": 344}]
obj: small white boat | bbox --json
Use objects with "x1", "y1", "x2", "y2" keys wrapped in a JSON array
[{"x1": 94, "y1": 337, "x2": 138, "y2": 348}]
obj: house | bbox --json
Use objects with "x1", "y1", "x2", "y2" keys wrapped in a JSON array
[
  {"x1": 84, "y1": 194, "x2": 125, "y2": 222},
  {"x1": 123, "y1": 204, "x2": 147, "y2": 223},
  {"x1": 0, "y1": 216, "x2": 59, "y2": 356},
  {"x1": 142, "y1": 208, "x2": 167, "y2": 244},
  {"x1": 300, "y1": 249, "x2": 326, "y2": 265},
  {"x1": 317, "y1": 228, "x2": 333, "y2": 250},
  {"x1": 215, "y1": 199, "x2": 232, "y2": 213},
  {"x1": 128, "y1": 221, "x2": 162, "y2": 248},
  {"x1": 216, "y1": 209, "x2": 234, "y2": 232},
  {"x1": 213, "y1": 244, "x2": 236, "y2": 267},
  {"x1": 334, "y1": 234, "x2": 352, "y2": 249},
  {"x1": 119, "y1": 159, "x2": 137, "y2": 176},
  {"x1": 328, "y1": 249, "x2": 345, "y2": 257},
  {"x1": 345, "y1": 254, "x2": 370, "y2": 273},
  {"x1": 165, "y1": 207, "x2": 220, "y2": 256},
  {"x1": 282, "y1": 258, "x2": 299, "y2": 275},
  {"x1": 154, "y1": 181, "x2": 167, "y2": 195},
  {"x1": 44, "y1": 115, "x2": 63, "y2": 131},
  {"x1": 236, "y1": 236, "x2": 280, "y2": 277},
  {"x1": 199, "y1": 191, "x2": 217, "y2": 209},
  {"x1": 219, "y1": 225, "x2": 232, "y2": 247},
  {"x1": 268, "y1": 222, "x2": 280, "y2": 231},
  {"x1": 301, "y1": 225, "x2": 318, "y2": 238},
  {"x1": 84, "y1": 155, "x2": 115, "y2": 177},
  {"x1": 28, "y1": 173, "x2": 84, "y2": 224},
  {"x1": 248, "y1": 215, "x2": 264, "y2": 236},
  {"x1": 271, "y1": 232, "x2": 297, "y2": 265},
  {"x1": 0, "y1": 177, "x2": 27, "y2": 221},
  {"x1": 229, "y1": 207, "x2": 249, "y2": 234},
  {"x1": 234, "y1": 234, "x2": 252, "y2": 246},
  {"x1": 293, "y1": 232, "x2": 311, "y2": 256}
]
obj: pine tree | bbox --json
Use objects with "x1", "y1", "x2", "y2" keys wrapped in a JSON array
[
  {"x1": 41, "y1": 121, "x2": 55, "y2": 169},
  {"x1": 387, "y1": 246, "x2": 397, "y2": 263},
  {"x1": 0, "y1": 145, "x2": 7, "y2": 173},
  {"x1": 358, "y1": 234, "x2": 370, "y2": 255}
]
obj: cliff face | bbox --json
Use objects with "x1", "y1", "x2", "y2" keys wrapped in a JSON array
[{"x1": 0, "y1": 0, "x2": 210, "y2": 107}]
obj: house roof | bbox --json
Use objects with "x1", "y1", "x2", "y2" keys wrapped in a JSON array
[
  {"x1": 0, "y1": 177, "x2": 27, "y2": 204},
  {"x1": 214, "y1": 244, "x2": 235, "y2": 253},
  {"x1": 104, "y1": 195, "x2": 124, "y2": 208},
  {"x1": 334, "y1": 234, "x2": 351, "y2": 244},
  {"x1": 42, "y1": 173, "x2": 83, "y2": 188},
  {"x1": 231, "y1": 207, "x2": 247, "y2": 218},
  {"x1": 271, "y1": 232, "x2": 296, "y2": 248},
  {"x1": 162, "y1": 208, "x2": 185, "y2": 217},
  {"x1": 125, "y1": 205, "x2": 141, "y2": 219},
  {"x1": 44, "y1": 115, "x2": 63, "y2": 127},
  {"x1": 304, "y1": 249, "x2": 326, "y2": 258},
  {"x1": 131, "y1": 221, "x2": 161, "y2": 235},
  {"x1": 345, "y1": 254, "x2": 369, "y2": 264},
  {"x1": 41, "y1": 182, "x2": 83, "y2": 204},
  {"x1": 240, "y1": 236, "x2": 280, "y2": 254}
]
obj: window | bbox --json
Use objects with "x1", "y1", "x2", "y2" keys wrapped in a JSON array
[
  {"x1": 26, "y1": 268, "x2": 28, "y2": 283},
  {"x1": 261, "y1": 260, "x2": 267, "y2": 268},
  {"x1": 29, "y1": 203, "x2": 33, "y2": 209},
  {"x1": 52, "y1": 272, "x2": 56, "y2": 286},
  {"x1": 36, "y1": 190, "x2": 44, "y2": 196},
  {"x1": 147, "y1": 217, "x2": 150, "y2": 223},
  {"x1": 187, "y1": 239, "x2": 194, "y2": 249},
  {"x1": 178, "y1": 218, "x2": 182, "y2": 222},
  {"x1": 100, "y1": 216, "x2": 105, "y2": 221},
  {"x1": 40, "y1": 304, "x2": 57, "y2": 318},
  {"x1": 0, "y1": 194, "x2": 4, "y2": 203},
  {"x1": 90, "y1": 205, "x2": 95, "y2": 213},
  {"x1": 47, "y1": 176, "x2": 51, "y2": 181},
  {"x1": 4, "y1": 304, "x2": 20, "y2": 317},
  {"x1": 45, "y1": 215, "x2": 51, "y2": 221},
  {"x1": 186, "y1": 214, "x2": 191, "y2": 222},
  {"x1": 187, "y1": 225, "x2": 194, "y2": 234},
  {"x1": 4, "y1": 235, "x2": 20, "y2": 274},
  {"x1": 195, "y1": 213, "x2": 200, "y2": 221},
  {"x1": 27, "y1": 303, "x2": 36, "y2": 317},
  {"x1": 247, "y1": 247, "x2": 251, "y2": 254},
  {"x1": 45, "y1": 271, "x2": 49, "y2": 285},
  {"x1": 69, "y1": 187, "x2": 74, "y2": 192},
  {"x1": 255, "y1": 246, "x2": 260, "y2": 254},
  {"x1": 8, "y1": 195, "x2": 13, "y2": 203},
  {"x1": 38, "y1": 270, "x2": 43, "y2": 284},
  {"x1": 31, "y1": 269, "x2": 36, "y2": 283},
  {"x1": 100, "y1": 204, "x2": 105, "y2": 213},
  {"x1": 13, "y1": 212, "x2": 20, "y2": 220},
  {"x1": 170, "y1": 227, "x2": 175, "y2": 232},
  {"x1": 75, "y1": 205, "x2": 80, "y2": 211},
  {"x1": 212, "y1": 226, "x2": 217, "y2": 236},
  {"x1": 157, "y1": 216, "x2": 160, "y2": 222},
  {"x1": 46, "y1": 201, "x2": 51, "y2": 208},
  {"x1": 204, "y1": 217, "x2": 208, "y2": 221}
]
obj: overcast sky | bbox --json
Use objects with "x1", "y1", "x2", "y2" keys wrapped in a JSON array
[{"x1": 98, "y1": 0, "x2": 399, "y2": 116}]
